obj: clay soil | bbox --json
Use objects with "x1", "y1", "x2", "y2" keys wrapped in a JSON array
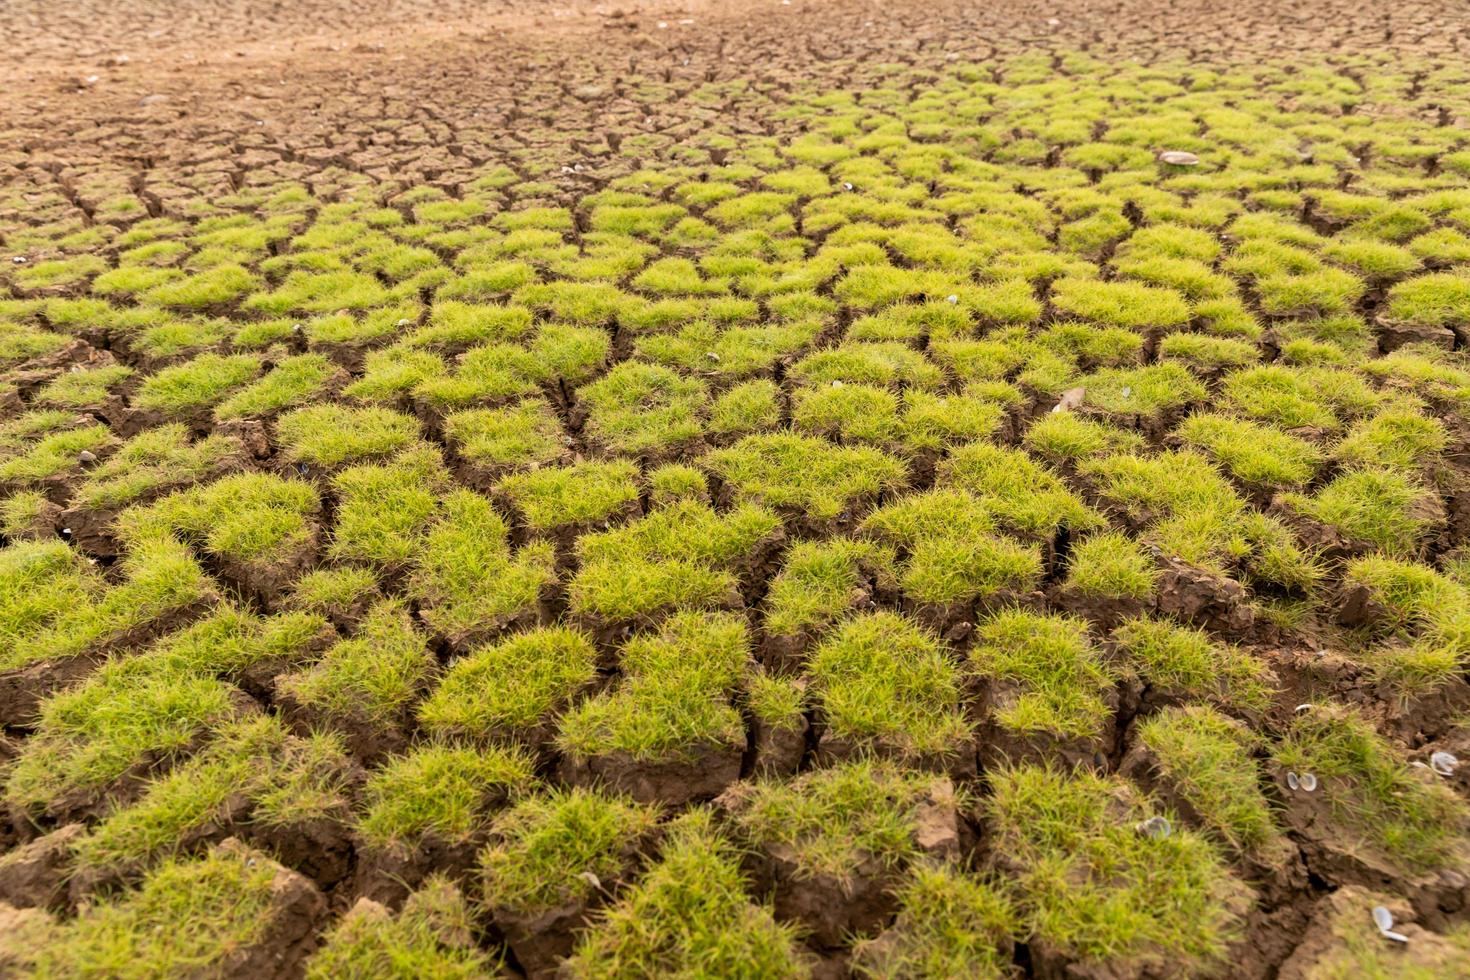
[{"x1": 6, "y1": 0, "x2": 1470, "y2": 976}]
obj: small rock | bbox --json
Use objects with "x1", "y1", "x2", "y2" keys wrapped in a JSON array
[
  {"x1": 1431, "y1": 751, "x2": 1458, "y2": 776},
  {"x1": 1052, "y1": 386, "x2": 1086, "y2": 413},
  {"x1": 11, "y1": 256, "x2": 27, "y2": 264},
  {"x1": 1137, "y1": 816, "x2": 1172, "y2": 840},
  {"x1": 77, "y1": 450, "x2": 96, "y2": 465},
  {"x1": 1158, "y1": 150, "x2": 1200, "y2": 166},
  {"x1": 946, "y1": 294, "x2": 959, "y2": 304}
]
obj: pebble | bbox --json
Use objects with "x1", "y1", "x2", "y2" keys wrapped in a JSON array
[
  {"x1": 77, "y1": 450, "x2": 97, "y2": 464},
  {"x1": 1158, "y1": 150, "x2": 1200, "y2": 166}
]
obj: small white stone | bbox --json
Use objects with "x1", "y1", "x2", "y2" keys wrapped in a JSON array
[
  {"x1": 1158, "y1": 150, "x2": 1200, "y2": 166},
  {"x1": 946, "y1": 294, "x2": 959, "y2": 304}
]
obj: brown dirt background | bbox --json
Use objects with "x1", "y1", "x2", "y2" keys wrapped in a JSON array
[{"x1": 3, "y1": 0, "x2": 1468, "y2": 210}]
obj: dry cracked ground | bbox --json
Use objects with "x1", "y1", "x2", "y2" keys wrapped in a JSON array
[{"x1": 6, "y1": 0, "x2": 1470, "y2": 976}]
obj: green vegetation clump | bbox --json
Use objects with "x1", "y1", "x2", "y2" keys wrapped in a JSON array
[
  {"x1": 1283, "y1": 467, "x2": 1438, "y2": 556},
  {"x1": 940, "y1": 442, "x2": 1102, "y2": 541},
  {"x1": 418, "y1": 625, "x2": 598, "y2": 742},
  {"x1": 497, "y1": 459, "x2": 640, "y2": 534},
  {"x1": 131, "y1": 353, "x2": 261, "y2": 417},
  {"x1": 705, "y1": 432, "x2": 907, "y2": 527},
  {"x1": 567, "y1": 500, "x2": 781, "y2": 624},
  {"x1": 1113, "y1": 616, "x2": 1273, "y2": 711},
  {"x1": 307, "y1": 877, "x2": 498, "y2": 979},
  {"x1": 861, "y1": 489, "x2": 1042, "y2": 611},
  {"x1": 1339, "y1": 555, "x2": 1470, "y2": 698},
  {"x1": 68, "y1": 425, "x2": 244, "y2": 514},
  {"x1": 985, "y1": 765, "x2": 1248, "y2": 973},
  {"x1": 407, "y1": 489, "x2": 557, "y2": 649},
  {"x1": 764, "y1": 538, "x2": 897, "y2": 643},
  {"x1": 443, "y1": 399, "x2": 568, "y2": 479},
  {"x1": 1274, "y1": 704, "x2": 1468, "y2": 874},
  {"x1": 27, "y1": 841, "x2": 318, "y2": 979},
  {"x1": 277, "y1": 403, "x2": 421, "y2": 469},
  {"x1": 969, "y1": 609, "x2": 1117, "y2": 748},
  {"x1": 808, "y1": 610, "x2": 973, "y2": 768},
  {"x1": 557, "y1": 611, "x2": 749, "y2": 763},
  {"x1": 276, "y1": 599, "x2": 434, "y2": 753},
  {"x1": 0, "y1": 539, "x2": 105, "y2": 656},
  {"x1": 564, "y1": 810, "x2": 809, "y2": 978},
  {"x1": 1175, "y1": 413, "x2": 1321, "y2": 488},
  {"x1": 357, "y1": 743, "x2": 536, "y2": 855},
  {"x1": 1133, "y1": 705, "x2": 1282, "y2": 857},
  {"x1": 723, "y1": 758, "x2": 959, "y2": 887},
  {"x1": 480, "y1": 787, "x2": 660, "y2": 918},
  {"x1": 3, "y1": 532, "x2": 217, "y2": 672},
  {"x1": 851, "y1": 862, "x2": 1017, "y2": 980},
  {"x1": 1063, "y1": 531, "x2": 1157, "y2": 601}
]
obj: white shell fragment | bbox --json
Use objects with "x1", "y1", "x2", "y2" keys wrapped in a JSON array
[
  {"x1": 1287, "y1": 771, "x2": 1317, "y2": 791},
  {"x1": 1431, "y1": 751, "x2": 1458, "y2": 776},
  {"x1": 1158, "y1": 150, "x2": 1200, "y2": 166},
  {"x1": 1137, "y1": 816, "x2": 1172, "y2": 840},
  {"x1": 843, "y1": 181, "x2": 855, "y2": 191},
  {"x1": 1294, "y1": 703, "x2": 1314, "y2": 712},
  {"x1": 1120, "y1": 385, "x2": 1133, "y2": 398},
  {"x1": 1372, "y1": 905, "x2": 1410, "y2": 943},
  {"x1": 11, "y1": 256, "x2": 26, "y2": 264}
]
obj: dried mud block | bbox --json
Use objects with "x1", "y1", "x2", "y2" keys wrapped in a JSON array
[
  {"x1": 1154, "y1": 556, "x2": 1255, "y2": 634},
  {"x1": 560, "y1": 743, "x2": 743, "y2": 807},
  {"x1": 1278, "y1": 886, "x2": 1470, "y2": 979},
  {"x1": 719, "y1": 762, "x2": 961, "y2": 951},
  {"x1": 0, "y1": 822, "x2": 85, "y2": 911}
]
